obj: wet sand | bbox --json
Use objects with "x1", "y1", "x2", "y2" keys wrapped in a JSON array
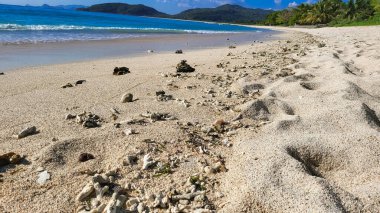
[{"x1": 0, "y1": 31, "x2": 276, "y2": 72}]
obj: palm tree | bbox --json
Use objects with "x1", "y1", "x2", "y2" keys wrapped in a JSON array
[{"x1": 346, "y1": 0, "x2": 356, "y2": 19}]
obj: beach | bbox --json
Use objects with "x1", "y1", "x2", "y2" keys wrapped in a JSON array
[{"x1": 0, "y1": 26, "x2": 379, "y2": 212}]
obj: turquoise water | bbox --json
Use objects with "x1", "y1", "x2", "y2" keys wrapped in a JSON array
[{"x1": 0, "y1": 4, "x2": 265, "y2": 44}]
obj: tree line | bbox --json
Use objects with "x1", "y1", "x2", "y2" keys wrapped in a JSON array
[{"x1": 264, "y1": 0, "x2": 380, "y2": 26}]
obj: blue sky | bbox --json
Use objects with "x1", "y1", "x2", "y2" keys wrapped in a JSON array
[{"x1": 0, "y1": 0, "x2": 316, "y2": 14}]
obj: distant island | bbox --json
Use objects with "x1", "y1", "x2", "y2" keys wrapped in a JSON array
[
  {"x1": 78, "y1": 3, "x2": 272, "y2": 24},
  {"x1": 77, "y1": 1, "x2": 380, "y2": 26},
  {"x1": 25, "y1": 4, "x2": 84, "y2": 10}
]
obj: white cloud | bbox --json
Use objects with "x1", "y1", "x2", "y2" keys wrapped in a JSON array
[
  {"x1": 288, "y1": 1, "x2": 298, "y2": 7},
  {"x1": 274, "y1": 0, "x2": 282, "y2": 5}
]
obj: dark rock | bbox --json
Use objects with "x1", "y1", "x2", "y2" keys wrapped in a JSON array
[
  {"x1": 121, "y1": 93, "x2": 133, "y2": 103},
  {"x1": 61, "y1": 83, "x2": 73, "y2": 88},
  {"x1": 0, "y1": 152, "x2": 23, "y2": 167},
  {"x1": 75, "y1": 80, "x2": 86, "y2": 85},
  {"x1": 113, "y1": 67, "x2": 130, "y2": 75},
  {"x1": 176, "y1": 60, "x2": 195, "y2": 73},
  {"x1": 156, "y1": 90, "x2": 166, "y2": 96},
  {"x1": 83, "y1": 117, "x2": 99, "y2": 128},
  {"x1": 78, "y1": 153, "x2": 95, "y2": 162},
  {"x1": 156, "y1": 90, "x2": 173, "y2": 101},
  {"x1": 0, "y1": 72, "x2": 4, "y2": 75},
  {"x1": 175, "y1": 49, "x2": 183, "y2": 54}
]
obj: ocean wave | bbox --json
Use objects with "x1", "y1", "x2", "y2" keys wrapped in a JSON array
[{"x1": 0, "y1": 24, "x2": 241, "y2": 34}]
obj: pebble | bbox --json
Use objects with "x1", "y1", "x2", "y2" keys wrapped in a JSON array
[
  {"x1": 36, "y1": 167, "x2": 44, "y2": 172},
  {"x1": 37, "y1": 171, "x2": 50, "y2": 185},
  {"x1": 121, "y1": 93, "x2": 133, "y2": 103},
  {"x1": 92, "y1": 174, "x2": 110, "y2": 184},
  {"x1": 176, "y1": 60, "x2": 195, "y2": 73},
  {"x1": 142, "y1": 154, "x2": 156, "y2": 170},
  {"x1": 123, "y1": 155, "x2": 138, "y2": 166},
  {"x1": 61, "y1": 83, "x2": 73, "y2": 88},
  {"x1": 75, "y1": 80, "x2": 86, "y2": 85},
  {"x1": 14, "y1": 126, "x2": 37, "y2": 139},
  {"x1": 113, "y1": 67, "x2": 130, "y2": 75},
  {"x1": 76, "y1": 182, "x2": 95, "y2": 202},
  {"x1": 65, "y1": 114, "x2": 76, "y2": 120},
  {"x1": 0, "y1": 152, "x2": 22, "y2": 167},
  {"x1": 123, "y1": 128, "x2": 136, "y2": 136}
]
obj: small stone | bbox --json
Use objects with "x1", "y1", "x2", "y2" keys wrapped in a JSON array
[
  {"x1": 75, "y1": 80, "x2": 86, "y2": 85},
  {"x1": 123, "y1": 155, "x2": 138, "y2": 166},
  {"x1": 147, "y1": 50, "x2": 154, "y2": 53},
  {"x1": 78, "y1": 153, "x2": 95, "y2": 162},
  {"x1": 14, "y1": 126, "x2": 37, "y2": 139},
  {"x1": 92, "y1": 174, "x2": 109, "y2": 184},
  {"x1": 65, "y1": 114, "x2": 76, "y2": 120},
  {"x1": 179, "y1": 199, "x2": 190, "y2": 205},
  {"x1": 123, "y1": 128, "x2": 136, "y2": 136},
  {"x1": 121, "y1": 93, "x2": 133, "y2": 103},
  {"x1": 61, "y1": 83, "x2": 73, "y2": 88},
  {"x1": 110, "y1": 108, "x2": 120, "y2": 114},
  {"x1": 213, "y1": 119, "x2": 226, "y2": 130},
  {"x1": 76, "y1": 115, "x2": 84, "y2": 123},
  {"x1": 0, "y1": 152, "x2": 23, "y2": 167},
  {"x1": 137, "y1": 203, "x2": 146, "y2": 213},
  {"x1": 175, "y1": 49, "x2": 183, "y2": 54},
  {"x1": 37, "y1": 171, "x2": 50, "y2": 185},
  {"x1": 213, "y1": 162, "x2": 223, "y2": 172},
  {"x1": 142, "y1": 154, "x2": 155, "y2": 170},
  {"x1": 176, "y1": 60, "x2": 195, "y2": 73},
  {"x1": 318, "y1": 42, "x2": 326, "y2": 48},
  {"x1": 0, "y1": 72, "x2": 4, "y2": 75},
  {"x1": 83, "y1": 118, "x2": 99, "y2": 128},
  {"x1": 36, "y1": 167, "x2": 44, "y2": 172},
  {"x1": 76, "y1": 182, "x2": 95, "y2": 202},
  {"x1": 113, "y1": 67, "x2": 130, "y2": 75}
]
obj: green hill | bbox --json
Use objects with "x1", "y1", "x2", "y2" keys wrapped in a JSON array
[
  {"x1": 78, "y1": 3, "x2": 272, "y2": 23},
  {"x1": 78, "y1": 3, "x2": 169, "y2": 17},
  {"x1": 173, "y1": 4, "x2": 272, "y2": 23}
]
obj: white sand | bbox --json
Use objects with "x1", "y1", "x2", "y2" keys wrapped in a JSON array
[{"x1": 0, "y1": 26, "x2": 379, "y2": 212}]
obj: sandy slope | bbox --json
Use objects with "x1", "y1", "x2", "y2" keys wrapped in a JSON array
[
  {"x1": 221, "y1": 26, "x2": 380, "y2": 212},
  {"x1": 0, "y1": 26, "x2": 379, "y2": 213}
]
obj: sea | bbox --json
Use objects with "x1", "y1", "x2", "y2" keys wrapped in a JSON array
[
  {"x1": 0, "y1": 4, "x2": 275, "y2": 71},
  {"x1": 0, "y1": 4, "x2": 265, "y2": 44}
]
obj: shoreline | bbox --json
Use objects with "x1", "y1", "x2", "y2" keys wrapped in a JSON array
[
  {"x1": 0, "y1": 30, "x2": 278, "y2": 73},
  {"x1": 1, "y1": 26, "x2": 379, "y2": 212}
]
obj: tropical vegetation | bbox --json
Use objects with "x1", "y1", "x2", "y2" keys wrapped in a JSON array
[{"x1": 264, "y1": 0, "x2": 380, "y2": 26}]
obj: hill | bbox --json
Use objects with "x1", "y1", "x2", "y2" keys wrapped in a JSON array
[
  {"x1": 173, "y1": 4, "x2": 272, "y2": 23},
  {"x1": 77, "y1": 3, "x2": 272, "y2": 23},
  {"x1": 77, "y1": 3, "x2": 168, "y2": 17}
]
